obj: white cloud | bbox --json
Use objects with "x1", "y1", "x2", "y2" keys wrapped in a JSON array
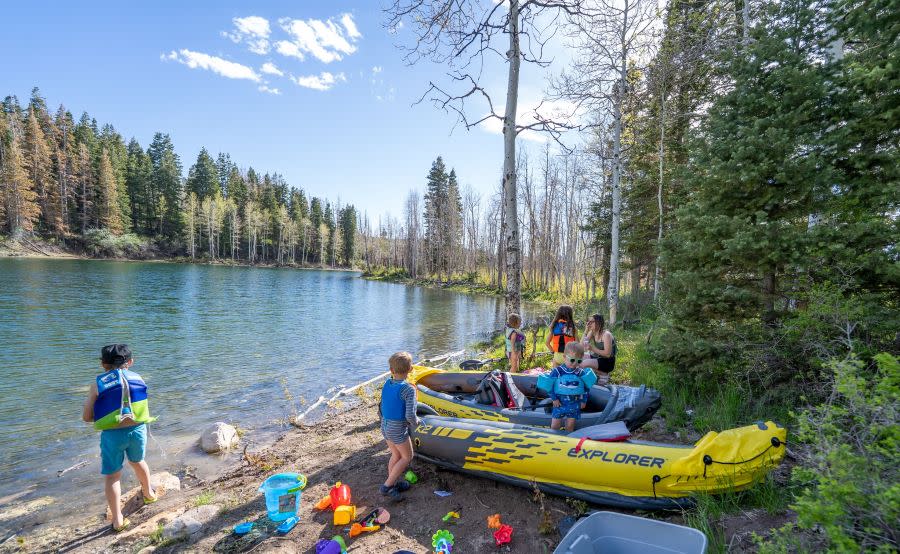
[
  {"x1": 260, "y1": 62, "x2": 284, "y2": 76},
  {"x1": 258, "y1": 85, "x2": 281, "y2": 95},
  {"x1": 372, "y1": 65, "x2": 383, "y2": 74},
  {"x1": 340, "y1": 13, "x2": 361, "y2": 39},
  {"x1": 234, "y1": 16, "x2": 270, "y2": 37},
  {"x1": 291, "y1": 71, "x2": 346, "y2": 91},
  {"x1": 164, "y1": 49, "x2": 261, "y2": 82},
  {"x1": 275, "y1": 40, "x2": 305, "y2": 61},
  {"x1": 223, "y1": 16, "x2": 271, "y2": 54},
  {"x1": 277, "y1": 13, "x2": 361, "y2": 64}
]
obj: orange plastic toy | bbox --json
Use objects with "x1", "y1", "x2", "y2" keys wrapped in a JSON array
[
  {"x1": 314, "y1": 494, "x2": 332, "y2": 510},
  {"x1": 330, "y1": 482, "x2": 352, "y2": 509},
  {"x1": 334, "y1": 504, "x2": 356, "y2": 525},
  {"x1": 349, "y1": 523, "x2": 380, "y2": 538},
  {"x1": 487, "y1": 514, "x2": 502, "y2": 529}
]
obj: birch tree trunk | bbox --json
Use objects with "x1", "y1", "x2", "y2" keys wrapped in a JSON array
[
  {"x1": 501, "y1": 0, "x2": 522, "y2": 316},
  {"x1": 607, "y1": 57, "x2": 626, "y2": 327},
  {"x1": 654, "y1": 90, "x2": 664, "y2": 302}
]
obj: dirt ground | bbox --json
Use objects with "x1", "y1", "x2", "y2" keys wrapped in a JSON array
[
  {"x1": 8, "y1": 403, "x2": 576, "y2": 554},
  {"x1": 3, "y1": 398, "x2": 796, "y2": 554}
]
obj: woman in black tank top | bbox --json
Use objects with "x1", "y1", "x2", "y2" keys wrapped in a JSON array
[{"x1": 580, "y1": 314, "x2": 616, "y2": 382}]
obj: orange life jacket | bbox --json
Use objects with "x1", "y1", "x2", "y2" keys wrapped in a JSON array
[{"x1": 549, "y1": 318, "x2": 576, "y2": 353}]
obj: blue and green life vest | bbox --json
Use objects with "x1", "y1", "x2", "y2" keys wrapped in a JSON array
[
  {"x1": 537, "y1": 368, "x2": 598, "y2": 397},
  {"x1": 93, "y1": 368, "x2": 155, "y2": 431},
  {"x1": 381, "y1": 378, "x2": 408, "y2": 421}
]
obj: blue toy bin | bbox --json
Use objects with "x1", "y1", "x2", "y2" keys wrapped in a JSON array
[{"x1": 259, "y1": 473, "x2": 306, "y2": 522}]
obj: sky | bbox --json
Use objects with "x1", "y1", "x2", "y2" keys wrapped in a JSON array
[{"x1": 0, "y1": 0, "x2": 571, "y2": 219}]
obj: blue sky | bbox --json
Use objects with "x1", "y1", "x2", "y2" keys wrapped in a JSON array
[{"x1": 0, "y1": 1, "x2": 567, "y2": 218}]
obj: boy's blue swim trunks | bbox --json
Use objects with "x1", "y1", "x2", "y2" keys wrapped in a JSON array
[
  {"x1": 551, "y1": 396, "x2": 583, "y2": 420},
  {"x1": 100, "y1": 423, "x2": 147, "y2": 475}
]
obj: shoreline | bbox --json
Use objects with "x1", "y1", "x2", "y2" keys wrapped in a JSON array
[{"x1": 0, "y1": 237, "x2": 358, "y2": 273}]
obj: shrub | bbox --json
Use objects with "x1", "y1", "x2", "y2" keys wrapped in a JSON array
[
  {"x1": 760, "y1": 354, "x2": 899, "y2": 553},
  {"x1": 82, "y1": 229, "x2": 150, "y2": 258}
]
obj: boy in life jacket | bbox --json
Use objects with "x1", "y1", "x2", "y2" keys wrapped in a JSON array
[
  {"x1": 544, "y1": 342, "x2": 597, "y2": 432},
  {"x1": 81, "y1": 344, "x2": 157, "y2": 532},
  {"x1": 379, "y1": 351, "x2": 421, "y2": 501}
]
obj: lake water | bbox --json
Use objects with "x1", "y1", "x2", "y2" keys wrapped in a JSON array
[{"x1": 0, "y1": 258, "x2": 525, "y2": 530}]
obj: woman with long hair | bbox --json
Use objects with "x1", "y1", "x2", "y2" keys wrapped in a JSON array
[{"x1": 580, "y1": 313, "x2": 616, "y2": 384}]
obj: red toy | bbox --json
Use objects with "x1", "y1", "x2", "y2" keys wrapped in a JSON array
[
  {"x1": 329, "y1": 482, "x2": 352, "y2": 509},
  {"x1": 493, "y1": 523, "x2": 513, "y2": 546}
]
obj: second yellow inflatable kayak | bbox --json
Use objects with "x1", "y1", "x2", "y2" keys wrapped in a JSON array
[{"x1": 412, "y1": 415, "x2": 786, "y2": 510}]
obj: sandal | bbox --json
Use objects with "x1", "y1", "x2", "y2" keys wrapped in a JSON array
[
  {"x1": 112, "y1": 518, "x2": 131, "y2": 533},
  {"x1": 143, "y1": 494, "x2": 159, "y2": 505}
]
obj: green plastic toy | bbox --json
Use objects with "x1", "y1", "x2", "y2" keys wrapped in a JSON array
[
  {"x1": 432, "y1": 529, "x2": 454, "y2": 548},
  {"x1": 404, "y1": 470, "x2": 418, "y2": 484}
]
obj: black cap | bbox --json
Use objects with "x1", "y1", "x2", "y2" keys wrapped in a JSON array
[{"x1": 101, "y1": 344, "x2": 132, "y2": 366}]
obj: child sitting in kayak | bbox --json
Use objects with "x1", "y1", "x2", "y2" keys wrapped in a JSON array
[
  {"x1": 546, "y1": 342, "x2": 596, "y2": 432},
  {"x1": 380, "y1": 351, "x2": 421, "y2": 501},
  {"x1": 505, "y1": 313, "x2": 526, "y2": 373},
  {"x1": 81, "y1": 344, "x2": 157, "y2": 533}
]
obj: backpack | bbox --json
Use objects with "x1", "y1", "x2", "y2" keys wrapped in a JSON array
[{"x1": 475, "y1": 370, "x2": 527, "y2": 409}]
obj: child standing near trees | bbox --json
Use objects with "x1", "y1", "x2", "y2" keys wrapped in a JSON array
[
  {"x1": 380, "y1": 351, "x2": 420, "y2": 501},
  {"x1": 505, "y1": 313, "x2": 526, "y2": 373},
  {"x1": 546, "y1": 305, "x2": 578, "y2": 365},
  {"x1": 82, "y1": 344, "x2": 157, "y2": 532}
]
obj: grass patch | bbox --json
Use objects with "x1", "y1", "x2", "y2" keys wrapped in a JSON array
[
  {"x1": 145, "y1": 522, "x2": 185, "y2": 548},
  {"x1": 193, "y1": 490, "x2": 215, "y2": 507}
]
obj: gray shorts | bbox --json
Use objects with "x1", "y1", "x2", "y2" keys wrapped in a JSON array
[{"x1": 381, "y1": 419, "x2": 411, "y2": 444}]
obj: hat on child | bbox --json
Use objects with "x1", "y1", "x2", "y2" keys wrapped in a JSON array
[{"x1": 101, "y1": 344, "x2": 133, "y2": 366}]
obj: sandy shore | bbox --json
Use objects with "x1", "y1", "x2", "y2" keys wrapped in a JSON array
[{"x1": 6, "y1": 400, "x2": 576, "y2": 553}]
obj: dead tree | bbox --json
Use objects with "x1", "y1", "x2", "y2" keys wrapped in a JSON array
[{"x1": 384, "y1": 0, "x2": 583, "y2": 315}]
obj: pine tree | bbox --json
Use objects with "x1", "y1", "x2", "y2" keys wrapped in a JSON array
[
  {"x1": 215, "y1": 152, "x2": 234, "y2": 197},
  {"x1": 52, "y1": 106, "x2": 75, "y2": 236},
  {"x1": 423, "y1": 156, "x2": 448, "y2": 275},
  {"x1": 309, "y1": 197, "x2": 323, "y2": 263},
  {"x1": 99, "y1": 124, "x2": 131, "y2": 232},
  {"x1": 23, "y1": 107, "x2": 55, "y2": 234},
  {"x1": 340, "y1": 205, "x2": 357, "y2": 266},
  {"x1": 446, "y1": 168, "x2": 463, "y2": 276},
  {"x1": 148, "y1": 133, "x2": 183, "y2": 241},
  {"x1": 125, "y1": 139, "x2": 152, "y2": 235},
  {"x1": 97, "y1": 148, "x2": 122, "y2": 233},
  {"x1": 818, "y1": 0, "x2": 899, "y2": 296},
  {"x1": 661, "y1": 0, "x2": 831, "y2": 368},
  {"x1": 1, "y1": 121, "x2": 39, "y2": 234},
  {"x1": 0, "y1": 110, "x2": 6, "y2": 226},
  {"x1": 324, "y1": 201, "x2": 336, "y2": 267},
  {"x1": 186, "y1": 148, "x2": 218, "y2": 199},
  {"x1": 74, "y1": 142, "x2": 93, "y2": 233}
]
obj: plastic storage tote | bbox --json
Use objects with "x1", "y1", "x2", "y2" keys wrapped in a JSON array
[{"x1": 554, "y1": 511, "x2": 707, "y2": 554}]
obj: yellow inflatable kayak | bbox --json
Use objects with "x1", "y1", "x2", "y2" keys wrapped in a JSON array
[{"x1": 411, "y1": 415, "x2": 786, "y2": 510}]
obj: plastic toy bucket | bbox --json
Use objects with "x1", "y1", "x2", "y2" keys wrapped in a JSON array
[{"x1": 259, "y1": 473, "x2": 306, "y2": 522}]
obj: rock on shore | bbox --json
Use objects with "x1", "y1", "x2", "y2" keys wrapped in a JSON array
[{"x1": 199, "y1": 422, "x2": 239, "y2": 453}]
